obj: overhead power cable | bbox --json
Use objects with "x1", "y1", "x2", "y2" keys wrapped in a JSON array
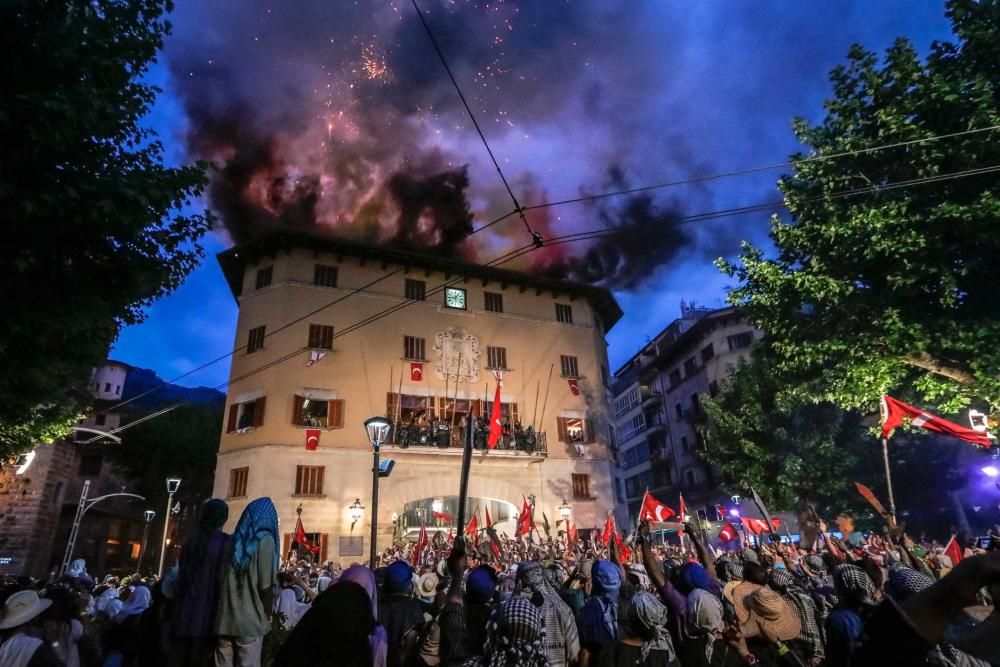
[{"x1": 84, "y1": 162, "x2": 1000, "y2": 442}]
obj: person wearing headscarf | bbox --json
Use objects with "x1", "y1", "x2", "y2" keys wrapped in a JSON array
[
  {"x1": 516, "y1": 560, "x2": 580, "y2": 667},
  {"x1": 274, "y1": 580, "x2": 377, "y2": 667},
  {"x1": 215, "y1": 497, "x2": 279, "y2": 667},
  {"x1": 101, "y1": 585, "x2": 153, "y2": 666},
  {"x1": 340, "y1": 564, "x2": 389, "y2": 667},
  {"x1": 768, "y1": 568, "x2": 824, "y2": 664},
  {"x1": 274, "y1": 573, "x2": 312, "y2": 631},
  {"x1": 172, "y1": 498, "x2": 229, "y2": 667},
  {"x1": 378, "y1": 560, "x2": 425, "y2": 667},
  {"x1": 596, "y1": 590, "x2": 678, "y2": 667},
  {"x1": 824, "y1": 564, "x2": 877, "y2": 667},
  {"x1": 576, "y1": 559, "x2": 621, "y2": 666},
  {"x1": 475, "y1": 596, "x2": 548, "y2": 667}
]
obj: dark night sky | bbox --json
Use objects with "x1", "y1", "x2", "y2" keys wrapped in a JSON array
[{"x1": 111, "y1": 1, "x2": 954, "y2": 388}]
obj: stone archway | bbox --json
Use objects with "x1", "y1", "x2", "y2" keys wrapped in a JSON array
[{"x1": 380, "y1": 473, "x2": 528, "y2": 516}]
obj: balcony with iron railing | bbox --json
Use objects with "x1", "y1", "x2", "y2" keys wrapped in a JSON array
[
  {"x1": 383, "y1": 421, "x2": 548, "y2": 456},
  {"x1": 640, "y1": 386, "x2": 663, "y2": 410}
]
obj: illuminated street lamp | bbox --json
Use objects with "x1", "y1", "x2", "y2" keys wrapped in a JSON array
[
  {"x1": 158, "y1": 478, "x2": 181, "y2": 577},
  {"x1": 432, "y1": 498, "x2": 444, "y2": 514},
  {"x1": 558, "y1": 499, "x2": 572, "y2": 520},
  {"x1": 349, "y1": 498, "x2": 364, "y2": 531},
  {"x1": 364, "y1": 416, "x2": 392, "y2": 568}
]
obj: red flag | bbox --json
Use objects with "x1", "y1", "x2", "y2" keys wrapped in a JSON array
[
  {"x1": 465, "y1": 511, "x2": 479, "y2": 546},
  {"x1": 410, "y1": 362, "x2": 423, "y2": 381},
  {"x1": 679, "y1": 492, "x2": 687, "y2": 520},
  {"x1": 718, "y1": 523, "x2": 738, "y2": 543},
  {"x1": 294, "y1": 516, "x2": 320, "y2": 555},
  {"x1": 515, "y1": 496, "x2": 534, "y2": 537},
  {"x1": 433, "y1": 511, "x2": 455, "y2": 522},
  {"x1": 487, "y1": 373, "x2": 504, "y2": 449},
  {"x1": 742, "y1": 517, "x2": 768, "y2": 536},
  {"x1": 567, "y1": 519, "x2": 578, "y2": 544},
  {"x1": 305, "y1": 429, "x2": 321, "y2": 451},
  {"x1": 485, "y1": 506, "x2": 494, "y2": 528},
  {"x1": 639, "y1": 491, "x2": 676, "y2": 523},
  {"x1": 568, "y1": 379, "x2": 580, "y2": 396},
  {"x1": 943, "y1": 535, "x2": 963, "y2": 565},
  {"x1": 412, "y1": 524, "x2": 428, "y2": 567},
  {"x1": 599, "y1": 513, "x2": 615, "y2": 546},
  {"x1": 770, "y1": 517, "x2": 781, "y2": 531},
  {"x1": 613, "y1": 529, "x2": 632, "y2": 562},
  {"x1": 881, "y1": 395, "x2": 991, "y2": 446},
  {"x1": 483, "y1": 507, "x2": 501, "y2": 558}
]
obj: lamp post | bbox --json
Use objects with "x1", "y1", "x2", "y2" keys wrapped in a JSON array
[
  {"x1": 364, "y1": 417, "x2": 392, "y2": 568},
  {"x1": 158, "y1": 478, "x2": 181, "y2": 577},
  {"x1": 558, "y1": 498, "x2": 572, "y2": 520},
  {"x1": 138, "y1": 510, "x2": 156, "y2": 575}
]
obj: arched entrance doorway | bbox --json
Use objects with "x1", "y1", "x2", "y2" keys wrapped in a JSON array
[{"x1": 396, "y1": 496, "x2": 517, "y2": 540}]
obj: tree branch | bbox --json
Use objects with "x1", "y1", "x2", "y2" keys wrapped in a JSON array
[{"x1": 902, "y1": 352, "x2": 975, "y2": 385}]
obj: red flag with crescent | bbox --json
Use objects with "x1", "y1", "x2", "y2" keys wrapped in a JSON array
[
  {"x1": 305, "y1": 429, "x2": 321, "y2": 451},
  {"x1": 410, "y1": 362, "x2": 423, "y2": 381},
  {"x1": 487, "y1": 372, "x2": 504, "y2": 449},
  {"x1": 568, "y1": 379, "x2": 580, "y2": 396},
  {"x1": 718, "y1": 523, "x2": 738, "y2": 543},
  {"x1": 639, "y1": 491, "x2": 675, "y2": 523}
]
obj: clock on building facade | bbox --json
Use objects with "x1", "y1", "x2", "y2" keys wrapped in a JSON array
[{"x1": 444, "y1": 286, "x2": 467, "y2": 309}]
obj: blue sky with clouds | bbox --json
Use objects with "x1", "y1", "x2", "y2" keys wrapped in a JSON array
[{"x1": 111, "y1": 1, "x2": 954, "y2": 387}]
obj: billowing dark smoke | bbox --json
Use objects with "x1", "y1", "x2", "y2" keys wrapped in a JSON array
[{"x1": 385, "y1": 168, "x2": 474, "y2": 255}]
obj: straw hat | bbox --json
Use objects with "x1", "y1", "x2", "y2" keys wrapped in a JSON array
[
  {"x1": 0, "y1": 591, "x2": 52, "y2": 630},
  {"x1": 724, "y1": 581, "x2": 761, "y2": 624},
  {"x1": 417, "y1": 573, "x2": 440, "y2": 600},
  {"x1": 740, "y1": 588, "x2": 801, "y2": 642}
]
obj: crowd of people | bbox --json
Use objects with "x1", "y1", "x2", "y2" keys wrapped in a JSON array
[{"x1": 2, "y1": 495, "x2": 1000, "y2": 667}]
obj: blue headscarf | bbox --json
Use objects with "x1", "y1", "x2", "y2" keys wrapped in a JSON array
[
  {"x1": 232, "y1": 497, "x2": 279, "y2": 573},
  {"x1": 678, "y1": 562, "x2": 711, "y2": 594}
]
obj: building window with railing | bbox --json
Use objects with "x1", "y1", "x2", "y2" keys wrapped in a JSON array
[
  {"x1": 295, "y1": 465, "x2": 325, "y2": 495},
  {"x1": 560, "y1": 355, "x2": 580, "y2": 378},
  {"x1": 403, "y1": 335, "x2": 426, "y2": 361},
  {"x1": 618, "y1": 413, "x2": 646, "y2": 443},
  {"x1": 293, "y1": 396, "x2": 344, "y2": 428},
  {"x1": 614, "y1": 387, "x2": 641, "y2": 418},
  {"x1": 228, "y1": 467, "x2": 249, "y2": 498},
  {"x1": 624, "y1": 470, "x2": 653, "y2": 498},
  {"x1": 313, "y1": 264, "x2": 338, "y2": 288},
  {"x1": 622, "y1": 442, "x2": 650, "y2": 469},
  {"x1": 555, "y1": 303, "x2": 573, "y2": 324},
  {"x1": 308, "y1": 324, "x2": 334, "y2": 350},
  {"x1": 486, "y1": 346, "x2": 508, "y2": 370}
]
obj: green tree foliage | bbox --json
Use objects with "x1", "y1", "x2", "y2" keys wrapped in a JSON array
[
  {"x1": 719, "y1": 0, "x2": 1000, "y2": 416},
  {"x1": 106, "y1": 402, "x2": 223, "y2": 518},
  {"x1": 0, "y1": 1, "x2": 211, "y2": 455},
  {"x1": 700, "y1": 346, "x2": 883, "y2": 513}
]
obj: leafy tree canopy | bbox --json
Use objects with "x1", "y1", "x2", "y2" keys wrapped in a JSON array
[
  {"x1": 719, "y1": 0, "x2": 1000, "y2": 417},
  {"x1": 0, "y1": 0, "x2": 211, "y2": 456}
]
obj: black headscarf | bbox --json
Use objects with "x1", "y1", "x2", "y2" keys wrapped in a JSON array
[
  {"x1": 275, "y1": 581, "x2": 376, "y2": 667},
  {"x1": 179, "y1": 498, "x2": 228, "y2": 585}
]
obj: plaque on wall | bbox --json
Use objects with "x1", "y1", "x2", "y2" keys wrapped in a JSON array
[
  {"x1": 339, "y1": 536, "x2": 364, "y2": 556},
  {"x1": 433, "y1": 328, "x2": 480, "y2": 383}
]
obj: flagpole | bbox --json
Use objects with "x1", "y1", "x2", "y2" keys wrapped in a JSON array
[
  {"x1": 455, "y1": 407, "x2": 474, "y2": 547},
  {"x1": 538, "y1": 364, "x2": 554, "y2": 436},
  {"x1": 881, "y1": 437, "x2": 897, "y2": 520}
]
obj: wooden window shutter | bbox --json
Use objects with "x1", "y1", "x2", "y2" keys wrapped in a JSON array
[
  {"x1": 252, "y1": 396, "x2": 267, "y2": 427},
  {"x1": 227, "y1": 405, "x2": 238, "y2": 433},
  {"x1": 319, "y1": 534, "x2": 329, "y2": 562},
  {"x1": 584, "y1": 418, "x2": 595, "y2": 443},
  {"x1": 328, "y1": 400, "x2": 344, "y2": 428},
  {"x1": 282, "y1": 533, "x2": 292, "y2": 559},
  {"x1": 293, "y1": 395, "x2": 305, "y2": 425},
  {"x1": 557, "y1": 417, "x2": 569, "y2": 442},
  {"x1": 512, "y1": 402, "x2": 520, "y2": 424}
]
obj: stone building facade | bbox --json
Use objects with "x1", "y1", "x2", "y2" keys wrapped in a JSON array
[{"x1": 212, "y1": 232, "x2": 622, "y2": 558}]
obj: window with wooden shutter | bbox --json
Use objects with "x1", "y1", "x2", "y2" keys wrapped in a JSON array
[
  {"x1": 557, "y1": 416, "x2": 588, "y2": 442},
  {"x1": 555, "y1": 303, "x2": 573, "y2": 324},
  {"x1": 255, "y1": 265, "x2": 273, "y2": 289},
  {"x1": 486, "y1": 346, "x2": 507, "y2": 370},
  {"x1": 556, "y1": 417, "x2": 569, "y2": 442},
  {"x1": 227, "y1": 404, "x2": 239, "y2": 433},
  {"x1": 252, "y1": 397, "x2": 266, "y2": 428},
  {"x1": 328, "y1": 399, "x2": 344, "y2": 428},
  {"x1": 484, "y1": 291, "x2": 503, "y2": 313},
  {"x1": 571, "y1": 473, "x2": 591, "y2": 499},
  {"x1": 314, "y1": 264, "x2": 338, "y2": 288},
  {"x1": 308, "y1": 324, "x2": 334, "y2": 350},
  {"x1": 228, "y1": 467, "x2": 249, "y2": 498},
  {"x1": 295, "y1": 465, "x2": 325, "y2": 495},
  {"x1": 560, "y1": 355, "x2": 579, "y2": 378},
  {"x1": 405, "y1": 279, "x2": 426, "y2": 301},
  {"x1": 247, "y1": 325, "x2": 266, "y2": 353}
]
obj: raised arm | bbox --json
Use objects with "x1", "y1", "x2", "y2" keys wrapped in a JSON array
[{"x1": 683, "y1": 522, "x2": 717, "y2": 580}]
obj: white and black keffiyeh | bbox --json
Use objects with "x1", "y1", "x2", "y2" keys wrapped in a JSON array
[{"x1": 471, "y1": 596, "x2": 548, "y2": 667}]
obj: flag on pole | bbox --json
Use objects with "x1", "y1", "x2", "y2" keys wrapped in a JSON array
[
  {"x1": 679, "y1": 492, "x2": 688, "y2": 520},
  {"x1": 599, "y1": 513, "x2": 615, "y2": 546},
  {"x1": 943, "y1": 535, "x2": 964, "y2": 565},
  {"x1": 769, "y1": 517, "x2": 781, "y2": 531},
  {"x1": 412, "y1": 523, "x2": 428, "y2": 567},
  {"x1": 487, "y1": 373, "x2": 504, "y2": 449},
  {"x1": 741, "y1": 517, "x2": 768, "y2": 535},
  {"x1": 718, "y1": 523, "x2": 739, "y2": 543},
  {"x1": 305, "y1": 429, "x2": 321, "y2": 451},
  {"x1": 466, "y1": 510, "x2": 479, "y2": 546},
  {"x1": 568, "y1": 379, "x2": 580, "y2": 396},
  {"x1": 515, "y1": 496, "x2": 533, "y2": 537},
  {"x1": 293, "y1": 516, "x2": 320, "y2": 555},
  {"x1": 881, "y1": 395, "x2": 991, "y2": 446},
  {"x1": 433, "y1": 511, "x2": 455, "y2": 522},
  {"x1": 484, "y1": 506, "x2": 502, "y2": 558},
  {"x1": 639, "y1": 491, "x2": 676, "y2": 523}
]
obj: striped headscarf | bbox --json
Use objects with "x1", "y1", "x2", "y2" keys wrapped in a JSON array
[
  {"x1": 231, "y1": 497, "x2": 279, "y2": 573},
  {"x1": 483, "y1": 596, "x2": 547, "y2": 667}
]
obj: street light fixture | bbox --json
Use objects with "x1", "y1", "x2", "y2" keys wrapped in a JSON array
[
  {"x1": 558, "y1": 499, "x2": 572, "y2": 520},
  {"x1": 349, "y1": 498, "x2": 365, "y2": 532},
  {"x1": 138, "y1": 510, "x2": 156, "y2": 574},
  {"x1": 158, "y1": 477, "x2": 181, "y2": 577},
  {"x1": 364, "y1": 416, "x2": 392, "y2": 568},
  {"x1": 432, "y1": 498, "x2": 444, "y2": 514}
]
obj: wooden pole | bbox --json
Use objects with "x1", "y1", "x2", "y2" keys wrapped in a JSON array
[
  {"x1": 538, "y1": 364, "x2": 555, "y2": 435},
  {"x1": 881, "y1": 437, "x2": 897, "y2": 520},
  {"x1": 531, "y1": 381, "x2": 541, "y2": 431},
  {"x1": 450, "y1": 352, "x2": 463, "y2": 432}
]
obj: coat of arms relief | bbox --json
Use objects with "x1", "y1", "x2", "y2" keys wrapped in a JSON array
[{"x1": 433, "y1": 328, "x2": 480, "y2": 383}]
